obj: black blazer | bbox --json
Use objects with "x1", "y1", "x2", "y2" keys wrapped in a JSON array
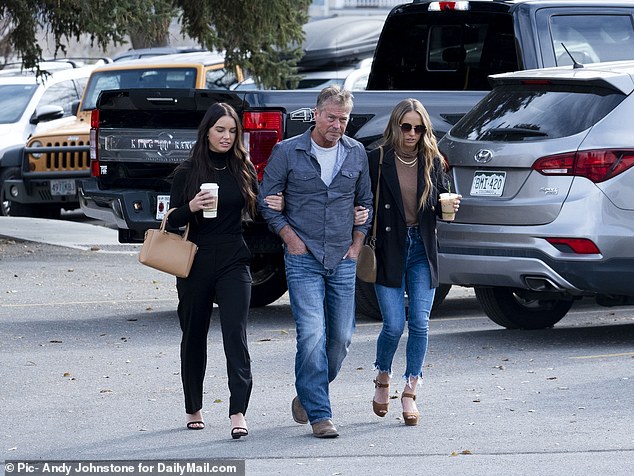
[{"x1": 367, "y1": 146, "x2": 449, "y2": 288}]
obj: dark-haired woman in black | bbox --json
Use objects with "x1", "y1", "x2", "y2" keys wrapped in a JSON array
[{"x1": 168, "y1": 102, "x2": 281, "y2": 439}]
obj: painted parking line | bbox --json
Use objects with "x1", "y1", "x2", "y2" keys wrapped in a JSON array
[
  {"x1": 570, "y1": 352, "x2": 634, "y2": 359},
  {"x1": 0, "y1": 298, "x2": 175, "y2": 308}
]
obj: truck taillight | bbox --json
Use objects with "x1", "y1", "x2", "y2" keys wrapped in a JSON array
[
  {"x1": 90, "y1": 110, "x2": 100, "y2": 176},
  {"x1": 243, "y1": 111, "x2": 283, "y2": 181},
  {"x1": 533, "y1": 149, "x2": 634, "y2": 183}
]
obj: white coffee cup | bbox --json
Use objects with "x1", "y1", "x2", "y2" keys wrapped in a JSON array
[
  {"x1": 200, "y1": 183, "x2": 219, "y2": 218},
  {"x1": 439, "y1": 192, "x2": 459, "y2": 221}
]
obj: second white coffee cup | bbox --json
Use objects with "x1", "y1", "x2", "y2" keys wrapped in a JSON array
[
  {"x1": 200, "y1": 183, "x2": 219, "y2": 218},
  {"x1": 439, "y1": 192, "x2": 459, "y2": 221}
]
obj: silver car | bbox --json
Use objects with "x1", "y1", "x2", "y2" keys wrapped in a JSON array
[{"x1": 438, "y1": 60, "x2": 634, "y2": 329}]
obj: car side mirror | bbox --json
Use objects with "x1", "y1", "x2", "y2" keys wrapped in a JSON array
[{"x1": 30, "y1": 105, "x2": 65, "y2": 124}]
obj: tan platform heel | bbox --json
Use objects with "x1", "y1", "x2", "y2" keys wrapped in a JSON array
[
  {"x1": 401, "y1": 392, "x2": 420, "y2": 426},
  {"x1": 372, "y1": 379, "x2": 390, "y2": 417}
]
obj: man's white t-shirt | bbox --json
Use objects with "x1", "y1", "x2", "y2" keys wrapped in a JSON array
[{"x1": 311, "y1": 139, "x2": 339, "y2": 187}]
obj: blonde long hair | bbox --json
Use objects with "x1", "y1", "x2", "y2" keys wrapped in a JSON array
[{"x1": 382, "y1": 98, "x2": 446, "y2": 210}]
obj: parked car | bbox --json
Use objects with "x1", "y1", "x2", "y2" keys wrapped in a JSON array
[
  {"x1": 0, "y1": 60, "x2": 101, "y2": 153},
  {"x1": 298, "y1": 15, "x2": 383, "y2": 70},
  {"x1": 437, "y1": 60, "x2": 634, "y2": 329},
  {"x1": 233, "y1": 58, "x2": 372, "y2": 91},
  {"x1": 0, "y1": 51, "x2": 240, "y2": 218},
  {"x1": 111, "y1": 46, "x2": 207, "y2": 62}
]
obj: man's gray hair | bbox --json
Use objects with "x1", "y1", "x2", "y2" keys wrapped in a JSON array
[{"x1": 316, "y1": 85, "x2": 353, "y2": 111}]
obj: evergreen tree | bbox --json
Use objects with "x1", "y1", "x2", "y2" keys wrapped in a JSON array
[{"x1": 1, "y1": 0, "x2": 310, "y2": 89}]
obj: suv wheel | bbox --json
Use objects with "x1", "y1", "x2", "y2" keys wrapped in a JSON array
[
  {"x1": 355, "y1": 280, "x2": 452, "y2": 320},
  {"x1": 475, "y1": 286, "x2": 574, "y2": 329}
]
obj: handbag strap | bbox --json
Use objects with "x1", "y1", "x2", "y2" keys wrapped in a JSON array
[
  {"x1": 162, "y1": 208, "x2": 191, "y2": 241},
  {"x1": 369, "y1": 146, "x2": 384, "y2": 242}
]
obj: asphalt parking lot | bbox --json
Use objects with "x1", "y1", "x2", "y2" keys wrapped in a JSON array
[{"x1": 1, "y1": 216, "x2": 633, "y2": 476}]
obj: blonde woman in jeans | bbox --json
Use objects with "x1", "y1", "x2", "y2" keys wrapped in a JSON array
[{"x1": 368, "y1": 98, "x2": 460, "y2": 426}]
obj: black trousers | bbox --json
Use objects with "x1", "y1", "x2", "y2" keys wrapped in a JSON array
[{"x1": 176, "y1": 237, "x2": 253, "y2": 416}]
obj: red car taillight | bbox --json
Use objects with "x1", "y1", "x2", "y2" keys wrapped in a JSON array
[
  {"x1": 545, "y1": 237, "x2": 601, "y2": 254},
  {"x1": 90, "y1": 109, "x2": 100, "y2": 177},
  {"x1": 533, "y1": 149, "x2": 634, "y2": 183},
  {"x1": 242, "y1": 111, "x2": 283, "y2": 181}
]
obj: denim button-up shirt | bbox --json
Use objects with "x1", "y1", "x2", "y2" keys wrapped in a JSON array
[{"x1": 257, "y1": 127, "x2": 373, "y2": 270}]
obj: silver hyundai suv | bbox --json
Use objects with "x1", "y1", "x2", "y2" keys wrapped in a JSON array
[{"x1": 438, "y1": 60, "x2": 634, "y2": 329}]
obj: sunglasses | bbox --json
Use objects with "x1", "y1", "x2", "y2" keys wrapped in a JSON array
[{"x1": 400, "y1": 123, "x2": 426, "y2": 134}]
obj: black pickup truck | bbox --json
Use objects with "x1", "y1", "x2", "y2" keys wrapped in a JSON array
[{"x1": 80, "y1": 0, "x2": 634, "y2": 313}]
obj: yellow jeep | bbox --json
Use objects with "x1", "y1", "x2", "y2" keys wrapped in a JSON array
[{"x1": 3, "y1": 51, "x2": 241, "y2": 217}]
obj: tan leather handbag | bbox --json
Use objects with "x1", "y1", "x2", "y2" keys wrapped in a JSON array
[{"x1": 138, "y1": 208, "x2": 198, "y2": 278}]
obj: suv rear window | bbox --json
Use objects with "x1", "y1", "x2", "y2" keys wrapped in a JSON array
[
  {"x1": 368, "y1": 11, "x2": 518, "y2": 90},
  {"x1": 450, "y1": 84, "x2": 625, "y2": 141}
]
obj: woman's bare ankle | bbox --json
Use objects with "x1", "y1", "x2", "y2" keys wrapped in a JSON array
[{"x1": 374, "y1": 373, "x2": 390, "y2": 404}]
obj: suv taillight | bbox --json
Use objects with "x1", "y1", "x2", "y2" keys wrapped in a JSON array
[
  {"x1": 533, "y1": 149, "x2": 634, "y2": 183},
  {"x1": 545, "y1": 237, "x2": 600, "y2": 254},
  {"x1": 90, "y1": 109, "x2": 100, "y2": 177},
  {"x1": 242, "y1": 111, "x2": 283, "y2": 181}
]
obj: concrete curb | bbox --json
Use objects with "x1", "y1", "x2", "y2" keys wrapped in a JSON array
[{"x1": 0, "y1": 216, "x2": 139, "y2": 253}]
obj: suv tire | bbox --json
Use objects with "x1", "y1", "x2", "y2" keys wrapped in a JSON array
[{"x1": 475, "y1": 286, "x2": 574, "y2": 329}]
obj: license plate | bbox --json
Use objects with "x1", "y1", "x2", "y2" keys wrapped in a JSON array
[
  {"x1": 470, "y1": 170, "x2": 506, "y2": 196},
  {"x1": 50, "y1": 179, "x2": 76, "y2": 196},
  {"x1": 156, "y1": 194, "x2": 170, "y2": 220}
]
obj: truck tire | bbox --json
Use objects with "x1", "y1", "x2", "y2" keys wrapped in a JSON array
[
  {"x1": 355, "y1": 278, "x2": 381, "y2": 320},
  {"x1": 249, "y1": 253, "x2": 287, "y2": 308},
  {"x1": 475, "y1": 286, "x2": 574, "y2": 330},
  {"x1": 0, "y1": 167, "x2": 36, "y2": 217},
  {"x1": 355, "y1": 280, "x2": 452, "y2": 321}
]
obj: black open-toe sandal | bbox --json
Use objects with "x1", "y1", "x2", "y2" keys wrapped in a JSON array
[
  {"x1": 231, "y1": 427, "x2": 248, "y2": 439},
  {"x1": 186, "y1": 420, "x2": 205, "y2": 430}
]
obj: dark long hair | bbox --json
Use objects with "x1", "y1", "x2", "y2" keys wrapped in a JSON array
[{"x1": 174, "y1": 102, "x2": 258, "y2": 215}]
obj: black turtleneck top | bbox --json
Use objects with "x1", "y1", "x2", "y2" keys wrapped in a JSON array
[{"x1": 168, "y1": 150, "x2": 246, "y2": 247}]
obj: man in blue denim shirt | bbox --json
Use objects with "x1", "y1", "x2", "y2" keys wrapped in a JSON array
[{"x1": 257, "y1": 86, "x2": 373, "y2": 438}]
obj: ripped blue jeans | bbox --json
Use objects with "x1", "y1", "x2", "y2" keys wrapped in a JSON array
[{"x1": 373, "y1": 226, "x2": 434, "y2": 385}]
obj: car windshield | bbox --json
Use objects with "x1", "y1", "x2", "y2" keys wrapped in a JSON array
[
  {"x1": 0, "y1": 84, "x2": 38, "y2": 124},
  {"x1": 81, "y1": 68, "x2": 198, "y2": 110},
  {"x1": 451, "y1": 84, "x2": 625, "y2": 141}
]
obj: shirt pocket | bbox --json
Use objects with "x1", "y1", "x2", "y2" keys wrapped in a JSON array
[
  {"x1": 289, "y1": 169, "x2": 323, "y2": 193},
  {"x1": 335, "y1": 169, "x2": 361, "y2": 195}
]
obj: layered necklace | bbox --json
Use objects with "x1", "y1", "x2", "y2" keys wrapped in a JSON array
[{"x1": 395, "y1": 151, "x2": 418, "y2": 168}]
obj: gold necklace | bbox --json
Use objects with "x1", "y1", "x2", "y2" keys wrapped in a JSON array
[{"x1": 395, "y1": 153, "x2": 418, "y2": 167}]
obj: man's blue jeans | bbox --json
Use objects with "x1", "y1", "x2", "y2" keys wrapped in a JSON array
[
  {"x1": 373, "y1": 227, "x2": 435, "y2": 384},
  {"x1": 284, "y1": 249, "x2": 357, "y2": 424}
]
